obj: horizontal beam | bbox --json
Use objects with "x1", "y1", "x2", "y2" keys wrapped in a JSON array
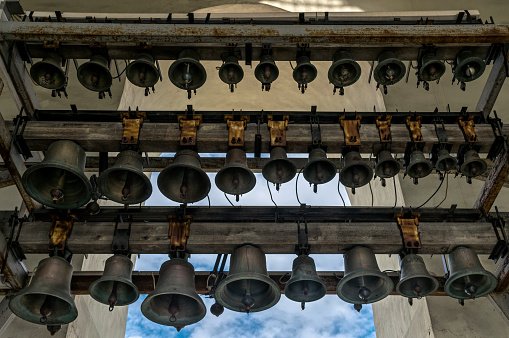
[{"x1": 11, "y1": 121, "x2": 506, "y2": 154}]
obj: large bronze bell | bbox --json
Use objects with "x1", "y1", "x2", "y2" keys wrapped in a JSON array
[
  {"x1": 454, "y1": 51, "x2": 486, "y2": 83},
  {"x1": 126, "y1": 53, "x2": 159, "y2": 88},
  {"x1": 98, "y1": 150, "x2": 152, "y2": 205},
  {"x1": 215, "y1": 149, "x2": 256, "y2": 200},
  {"x1": 141, "y1": 258, "x2": 206, "y2": 330},
  {"x1": 336, "y1": 246, "x2": 394, "y2": 305},
  {"x1": 158, "y1": 150, "x2": 211, "y2": 204},
  {"x1": 77, "y1": 55, "x2": 112, "y2": 92},
  {"x1": 406, "y1": 150, "x2": 433, "y2": 182},
  {"x1": 215, "y1": 245, "x2": 281, "y2": 313},
  {"x1": 30, "y1": 53, "x2": 66, "y2": 90},
  {"x1": 460, "y1": 150, "x2": 487, "y2": 178},
  {"x1": 89, "y1": 254, "x2": 139, "y2": 311},
  {"x1": 418, "y1": 53, "x2": 446, "y2": 82},
  {"x1": 292, "y1": 56, "x2": 317, "y2": 93},
  {"x1": 339, "y1": 151, "x2": 373, "y2": 192},
  {"x1": 22, "y1": 140, "x2": 92, "y2": 209},
  {"x1": 9, "y1": 256, "x2": 78, "y2": 326},
  {"x1": 302, "y1": 148, "x2": 337, "y2": 192},
  {"x1": 284, "y1": 255, "x2": 326, "y2": 305},
  {"x1": 254, "y1": 55, "x2": 279, "y2": 91},
  {"x1": 445, "y1": 246, "x2": 497, "y2": 300},
  {"x1": 328, "y1": 51, "x2": 361, "y2": 94},
  {"x1": 375, "y1": 150, "x2": 401, "y2": 179},
  {"x1": 435, "y1": 149, "x2": 457, "y2": 172},
  {"x1": 218, "y1": 55, "x2": 244, "y2": 92},
  {"x1": 262, "y1": 147, "x2": 296, "y2": 191},
  {"x1": 168, "y1": 49, "x2": 207, "y2": 95},
  {"x1": 373, "y1": 51, "x2": 406, "y2": 86},
  {"x1": 396, "y1": 254, "x2": 438, "y2": 299}
]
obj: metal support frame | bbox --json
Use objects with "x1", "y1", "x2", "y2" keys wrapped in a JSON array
[
  {"x1": 267, "y1": 115, "x2": 288, "y2": 148},
  {"x1": 225, "y1": 115, "x2": 249, "y2": 148},
  {"x1": 120, "y1": 109, "x2": 146, "y2": 151},
  {"x1": 340, "y1": 114, "x2": 362, "y2": 147}
]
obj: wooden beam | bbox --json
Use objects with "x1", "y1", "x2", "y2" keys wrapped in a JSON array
[
  {"x1": 12, "y1": 121, "x2": 506, "y2": 154},
  {"x1": 474, "y1": 150, "x2": 509, "y2": 214},
  {"x1": 476, "y1": 47, "x2": 509, "y2": 119},
  {"x1": 0, "y1": 171, "x2": 14, "y2": 188},
  {"x1": 0, "y1": 229, "x2": 27, "y2": 290}
]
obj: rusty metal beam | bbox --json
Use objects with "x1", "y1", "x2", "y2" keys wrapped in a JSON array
[
  {"x1": 476, "y1": 47, "x2": 509, "y2": 119},
  {"x1": 474, "y1": 150, "x2": 509, "y2": 214}
]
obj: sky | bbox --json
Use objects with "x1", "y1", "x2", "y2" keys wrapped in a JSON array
[{"x1": 125, "y1": 153, "x2": 376, "y2": 338}]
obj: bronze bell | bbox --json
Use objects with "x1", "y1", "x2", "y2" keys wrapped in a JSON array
[
  {"x1": 445, "y1": 247, "x2": 497, "y2": 300},
  {"x1": 77, "y1": 55, "x2": 112, "y2": 92},
  {"x1": 375, "y1": 150, "x2": 401, "y2": 179},
  {"x1": 284, "y1": 255, "x2": 326, "y2": 306},
  {"x1": 302, "y1": 148, "x2": 337, "y2": 193},
  {"x1": 328, "y1": 51, "x2": 361, "y2": 94},
  {"x1": 336, "y1": 246, "x2": 394, "y2": 305},
  {"x1": 218, "y1": 55, "x2": 244, "y2": 92},
  {"x1": 98, "y1": 150, "x2": 152, "y2": 205},
  {"x1": 254, "y1": 55, "x2": 279, "y2": 91},
  {"x1": 214, "y1": 245, "x2": 281, "y2": 313},
  {"x1": 9, "y1": 256, "x2": 78, "y2": 326},
  {"x1": 406, "y1": 150, "x2": 433, "y2": 182},
  {"x1": 373, "y1": 51, "x2": 406, "y2": 86},
  {"x1": 396, "y1": 254, "x2": 438, "y2": 299},
  {"x1": 141, "y1": 258, "x2": 206, "y2": 330},
  {"x1": 460, "y1": 150, "x2": 487, "y2": 179},
  {"x1": 126, "y1": 53, "x2": 159, "y2": 88},
  {"x1": 435, "y1": 149, "x2": 457, "y2": 172},
  {"x1": 418, "y1": 53, "x2": 446, "y2": 82},
  {"x1": 292, "y1": 56, "x2": 317, "y2": 93},
  {"x1": 215, "y1": 149, "x2": 256, "y2": 201},
  {"x1": 454, "y1": 50, "x2": 486, "y2": 83},
  {"x1": 22, "y1": 140, "x2": 92, "y2": 209},
  {"x1": 339, "y1": 151, "x2": 373, "y2": 192},
  {"x1": 89, "y1": 254, "x2": 139, "y2": 311},
  {"x1": 262, "y1": 147, "x2": 297, "y2": 191},
  {"x1": 168, "y1": 49, "x2": 207, "y2": 98},
  {"x1": 158, "y1": 150, "x2": 210, "y2": 204},
  {"x1": 30, "y1": 53, "x2": 66, "y2": 90}
]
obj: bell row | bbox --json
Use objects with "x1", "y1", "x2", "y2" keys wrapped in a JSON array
[
  {"x1": 30, "y1": 48, "x2": 486, "y2": 98},
  {"x1": 8, "y1": 245, "x2": 497, "y2": 334},
  {"x1": 21, "y1": 140, "x2": 488, "y2": 210}
]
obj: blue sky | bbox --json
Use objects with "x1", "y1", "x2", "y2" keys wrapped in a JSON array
[{"x1": 125, "y1": 153, "x2": 376, "y2": 338}]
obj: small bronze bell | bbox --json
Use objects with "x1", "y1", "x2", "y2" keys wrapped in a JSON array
[
  {"x1": 126, "y1": 53, "x2": 159, "y2": 88},
  {"x1": 262, "y1": 147, "x2": 297, "y2": 191},
  {"x1": 284, "y1": 255, "x2": 326, "y2": 306},
  {"x1": 30, "y1": 53, "x2": 66, "y2": 90},
  {"x1": 77, "y1": 55, "x2": 112, "y2": 92},
  {"x1": 339, "y1": 151, "x2": 373, "y2": 193},
  {"x1": 302, "y1": 148, "x2": 337, "y2": 193},
  {"x1": 215, "y1": 149, "x2": 256, "y2": 201},
  {"x1": 396, "y1": 254, "x2": 438, "y2": 299}
]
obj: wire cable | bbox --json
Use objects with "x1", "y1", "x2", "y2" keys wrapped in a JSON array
[
  {"x1": 392, "y1": 176, "x2": 398, "y2": 208},
  {"x1": 289, "y1": 61, "x2": 295, "y2": 70},
  {"x1": 337, "y1": 177, "x2": 346, "y2": 207},
  {"x1": 224, "y1": 193, "x2": 235, "y2": 207},
  {"x1": 207, "y1": 195, "x2": 211, "y2": 208},
  {"x1": 267, "y1": 180, "x2": 278, "y2": 208},
  {"x1": 112, "y1": 60, "x2": 128, "y2": 79},
  {"x1": 369, "y1": 181, "x2": 374, "y2": 207},
  {"x1": 415, "y1": 177, "x2": 445, "y2": 209},
  {"x1": 434, "y1": 172, "x2": 449, "y2": 209},
  {"x1": 295, "y1": 168, "x2": 303, "y2": 205}
]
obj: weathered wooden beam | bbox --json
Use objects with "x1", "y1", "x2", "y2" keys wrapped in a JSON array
[
  {"x1": 7, "y1": 220, "x2": 505, "y2": 255},
  {"x1": 474, "y1": 150, "x2": 509, "y2": 214},
  {"x1": 0, "y1": 171, "x2": 14, "y2": 188},
  {"x1": 0, "y1": 229, "x2": 27, "y2": 290},
  {"x1": 476, "y1": 47, "x2": 509, "y2": 119},
  {"x1": 12, "y1": 121, "x2": 506, "y2": 154}
]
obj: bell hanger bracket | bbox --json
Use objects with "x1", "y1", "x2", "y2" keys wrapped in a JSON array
[
  {"x1": 49, "y1": 213, "x2": 77, "y2": 255},
  {"x1": 375, "y1": 114, "x2": 393, "y2": 144},
  {"x1": 111, "y1": 215, "x2": 132, "y2": 256},
  {"x1": 295, "y1": 219, "x2": 310, "y2": 256},
  {"x1": 340, "y1": 113, "x2": 362, "y2": 147},
  {"x1": 43, "y1": 40, "x2": 60, "y2": 49},
  {"x1": 178, "y1": 105, "x2": 202, "y2": 148},
  {"x1": 225, "y1": 114, "x2": 249, "y2": 148},
  {"x1": 10, "y1": 107, "x2": 33, "y2": 160},
  {"x1": 168, "y1": 214, "x2": 192, "y2": 253},
  {"x1": 487, "y1": 206, "x2": 509, "y2": 264},
  {"x1": 308, "y1": 108, "x2": 326, "y2": 152},
  {"x1": 405, "y1": 115, "x2": 424, "y2": 144},
  {"x1": 120, "y1": 107, "x2": 146, "y2": 151},
  {"x1": 395, "y1": 209, "x2": 421, "y2": 252},
  {"x1": 267, "y1": 115, "x2": 289, "y2": 148},
  {"x1": 458, "y1": 114, "x2": 478, "y2": 144}
]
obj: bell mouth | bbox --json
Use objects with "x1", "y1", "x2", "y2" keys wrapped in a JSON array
[
  {"x1": 336, "y1": 271, "x2": 394, "y2": 304},
  {"x1": 445, "y1": 271, "x2": 498, "y2": 299},
  {"x1": 89, "y1": 278, "x2": 139, "y2": 307},
  {"x1": 396, "y1": 276, "x2": 439, "y2": 298}
]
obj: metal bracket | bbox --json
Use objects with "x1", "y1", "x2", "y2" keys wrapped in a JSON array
[
  {"x1": 295, "y1": 220, "x2": 310, "y2": 256},
  {"x1": 178, "y1": 112, "x2": 202, "y2": 148},
  {"x1": 43, "y1": 40, "x2": 60, "y2": 49},
  {"x1": 309, "y1": 113, "x2": 324, "y2": 150},
  {"x1": 487, "y1": 110, "x2": 508, "y2": 161},
  {"x1": 340, "y1": 114, "x2": 362, "y2": 147},
  {"x1": 9, "y1": 108, "x2": 32, "y2": 160},
  {"x1": 111, "y1": 215, "x2": 132, "y2": 255},
  {"x1": 225, "y1": 115, "x2": 249, "y2": 147},
  {"x1": 488, "y1": 206, "x2": 509, "y2": 263},
  {"x1": 458, "y1": 115, "x2": 478, "y2": 144},
  {"x1": 120, "y1": 108, "x2": 146, "y2": 151},
  {"x1": 375, "y1": 115, "x2": 392, "y2": 144},
  {"x1": 49, "y1": 213, "x2": 77, "y2": 254},
  {"x1": 267, "y1": 115, "x2": 289, "y2": 148},
  {"x1": 168, "y1": 214, "x2": 192, "y2": 253},
  {"x1": 405, "y1": 115, "x2": 424, "y2": 143},
  {"x1": 395, "y1": 211, "x2": 422, "y2": 250}
]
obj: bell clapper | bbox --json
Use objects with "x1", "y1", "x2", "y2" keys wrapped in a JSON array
[
  {"x1": 458, "y1": 299, "x2": 465, "y2": 306},
  {"x1": 408, "y1": 297, "x2": 413, "y2": 306},
  {"x1": 180, "y1": 169, "x2": 189, "y2": 200},
  {"x1": 39, "y1": 295, "x2": 54, "y2": 323},
  {"x1": 210, "y1": 302, "x2": 224, "y2": 317},
  {"x1": 108, "y1": 281, "x2": 119, "y2": 311},
  {"x1": 413, "y1": 283, "x2": 423, "y2": 299},
  {"x1": 358, "y1": 286, "x2": 371, "y2": 304},
  {"x1": 50, "y1": 170, "x2": 67, "y2": 204},
  {"x1": 241, "y1": 290, "x2": 255, "y2": 314},
  {"x1": 463, "y1": 275, "x2": 478, "y2": 299},
  {"x1": 121, "y1": 172, "x2": 134, "y2": 201},
  {"x1": 354, "y1": 304, "x2": 362, "y2": 312},
  {"x1": 47, "y1": 325, "x2": 62, "y2": 336},
  {"x1": 168, "y1": 295, "x2": 180, "y2": 322},
  {"x1": 301, "y1": 301, "x2": 306, "y2": 311}
]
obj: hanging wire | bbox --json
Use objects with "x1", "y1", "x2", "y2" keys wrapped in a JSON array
[
  {"x1": 337, "y1": 177, "x2": 346, "y2": 207},
  {"x1": 289, "y1": 61, "x2": 295, "y2": 70},
  {"x1": 434, "y1": 172, "x2": 449, "y2": 209},
  {"x1": 368, "y1": 181, "x2": 374, "y2": 207},
  {"x1": 267, "y1": 180, "x2": 278, "y2": 208},
  {"x1": 295, "y1": 168, "x2": 303, "y2": 205},
  {"x1": 415, "y1": 177, "x2": 445, "y2": 209},
  {"x1": 207, "y1": 195, "x2": 211, "y2": 208},
  {"x1": 112, "y1": 60, "x2": 128, "y2": 79},
  {"x1": 224, "y1": 192, "x2": 235, "y2": 207},
  {"x1": 392, "y1": 176, "x2": 398, "y2": 208}
]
